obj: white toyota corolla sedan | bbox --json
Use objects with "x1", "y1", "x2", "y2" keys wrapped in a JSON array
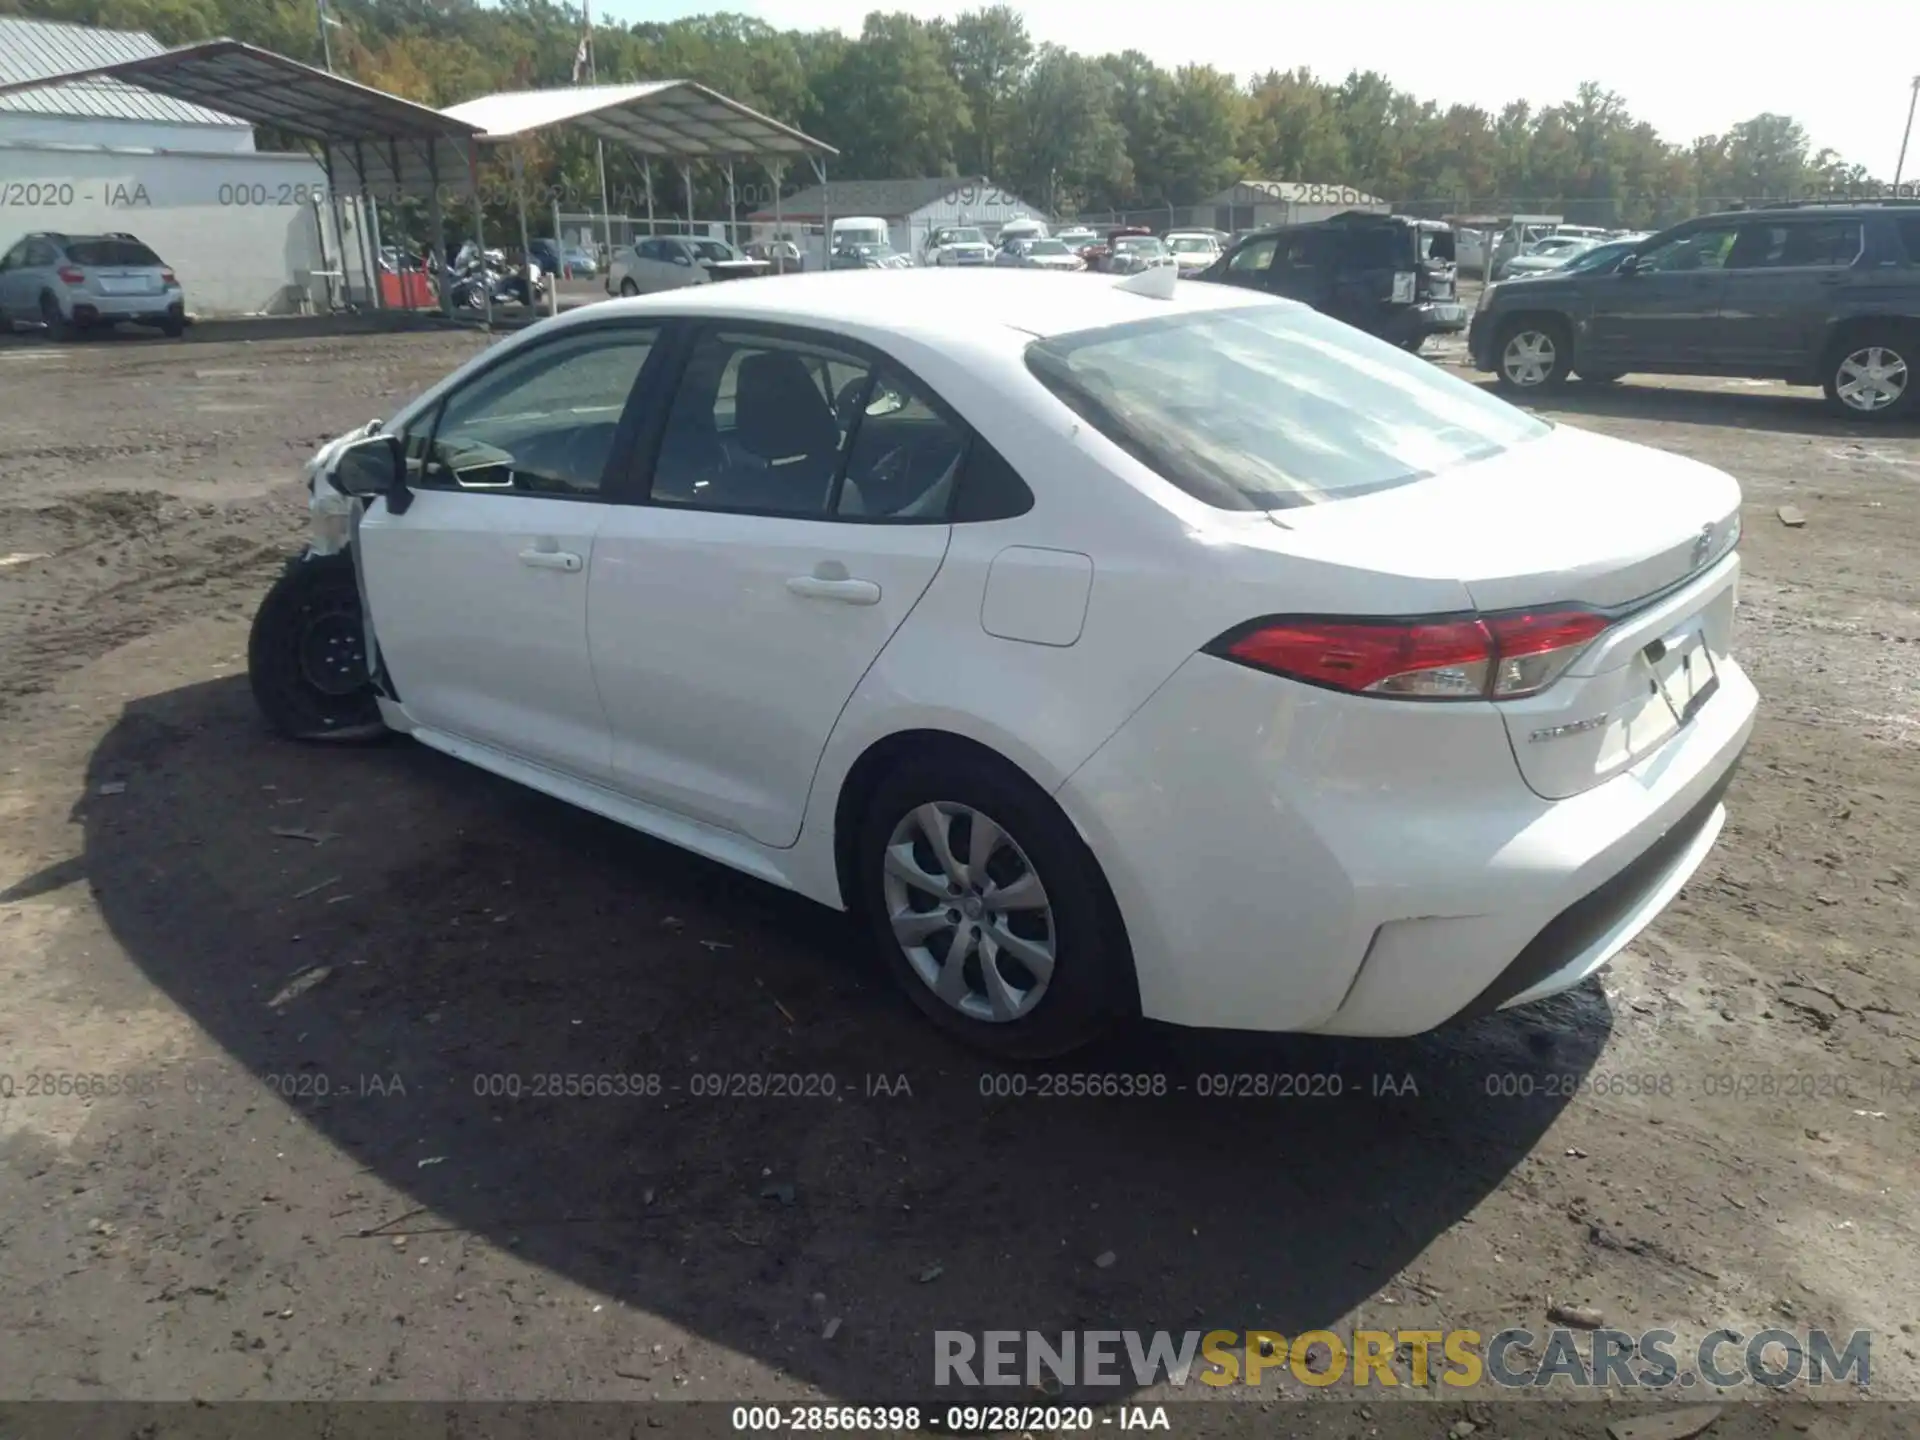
[{"x1": 249, "y1": 266, "x2": 1756, "y2": 1057}]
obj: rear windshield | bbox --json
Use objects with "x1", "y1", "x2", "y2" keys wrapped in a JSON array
[
  {"x1": 1419, "y1": 229, "x2": 1455, "y2": 263},
  {"x1": 1025, "y1": 303, "x2": 1549, "y2": 511},
  {"x1": 66, "y1": 237, "x2": 163, "y2": 266}
]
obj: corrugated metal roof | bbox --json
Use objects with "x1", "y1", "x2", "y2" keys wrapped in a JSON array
[
  {"x1": 0, "y1": 39, "x2": 485, "y2": 192},
  {"x1": 0, "y1": 18, "x2": 246, "y2": 129},
  {"x1": 443, "y1": 80, "x2": 835, "y2": 159}
]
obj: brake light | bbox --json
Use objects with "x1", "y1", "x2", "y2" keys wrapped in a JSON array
[
  {"x1": 161, "y1": 269, "x2": 177, "y2": 285},
  {"x1": 1212, "y1": 608, "x2": 1609, "y2": 701},
  {"x1": 57, "y1": 266, "x2": 85, "y2": 285}
]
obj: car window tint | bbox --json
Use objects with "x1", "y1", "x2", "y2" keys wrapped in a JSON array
[
  {"x1": 1229, "y1": 238, "x2": 1277, "y2": 273},
  {"x1": 834, "y1": 371, "x2": 968, "y2": 520},
  {"x1": 650, "y1": 330, "x2": 870, "y2": 516},
  {"x1": 1898, "y1": 218, "x2": 1920, "y2": 265},
  {"x1": 1728, "y1": 220, "x2": 1863, "y2": 269},
  {"x1": 419, "y1": 326, "x2": 658, "y2": 497},
  {"x1": 25, "y1": 239, "x2": 57, "y2": 266},
  {"x1": 1027, "y1": 303, "x2": 1549, "y2": 511},
  {"x1": 951, "y1": 436, "x2": 1035, "y2": 523},
  {"x1": 1636, "y1": 226, "x2": 1738, "y2": 273},
  {"x1": 66, "y1": 238, "x2": 162, "y2": 266},
  {"x1": 1338, "y1": 229, "x2": 1406, "y2": 270}
]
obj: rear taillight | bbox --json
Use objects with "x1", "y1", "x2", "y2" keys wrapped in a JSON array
[
  {"x1": 1211, "y1": 608, "x2": 1609, "y2": 701},
  {"x1": 57, "y1": 265, "x2": 85, "y2": 285},
  {"x1": 161, "y1": 269, "x2": 177, "y2": 285}
]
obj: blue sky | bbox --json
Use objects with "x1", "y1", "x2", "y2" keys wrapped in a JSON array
[{"x1": 598, "y1": 0, "x2": 1920, "y2": 181}]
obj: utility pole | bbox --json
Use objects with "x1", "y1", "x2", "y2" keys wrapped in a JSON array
[
  {"x1": 316, "y1": 0, "x2": 334, "y2": 73},
  {"x1": 584, "y1": 0, "x2": 614, "y2": 265},
  {"x1": 1896, "y1": 75, "x2": 1920, "y2": 191}
]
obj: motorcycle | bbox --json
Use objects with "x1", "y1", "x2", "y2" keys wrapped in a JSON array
[{"x1": 444, "y1": 244, "x2": 548, "y2": 309}]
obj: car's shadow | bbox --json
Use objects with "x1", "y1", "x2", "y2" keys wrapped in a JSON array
[{"x1": 47, "y1": 676, "x2": 1613, "y2": 1401}]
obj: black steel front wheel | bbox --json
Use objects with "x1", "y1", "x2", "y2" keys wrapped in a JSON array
[{"x1": 247, "y1": 551, "x2": 388, "y2": 742}]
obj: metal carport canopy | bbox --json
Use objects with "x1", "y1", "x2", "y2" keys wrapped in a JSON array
[
  {"x1": 0, "y1": 38, "x2": 484, "y2": 191},
  {"x1": 439, "y1": 81, "x2": 834, "y2": 161}
]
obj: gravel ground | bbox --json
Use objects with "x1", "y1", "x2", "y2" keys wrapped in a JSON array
[{"x1": 0, "y1": 317, "x2": 1917, "y2": 1427}]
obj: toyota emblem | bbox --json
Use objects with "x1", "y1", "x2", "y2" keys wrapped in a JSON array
[{"x1": 1691, "y1": 523, "x2": 1714, "y2": 569}]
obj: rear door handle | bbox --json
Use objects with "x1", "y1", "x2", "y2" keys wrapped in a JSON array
[
  {"x1": 519, "y1": 548, "x2": 583, "y2": 572},
  {"x1": 786, "y1": 575, "x2": 881, "y2": 605}
]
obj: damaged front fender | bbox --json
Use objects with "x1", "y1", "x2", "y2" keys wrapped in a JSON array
[{"x1": 304, "y1": 418, "x2": 382, "y2": 557}]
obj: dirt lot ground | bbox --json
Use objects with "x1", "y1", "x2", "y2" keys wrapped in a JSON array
[{"x1": 1, "y1": 314, "x2": 1917, "y2": 1433}]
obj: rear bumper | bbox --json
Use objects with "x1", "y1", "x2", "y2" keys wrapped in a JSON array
[
  {"x1": 1378, "y1": 301, "x2": 1468, "y2": 342},
  {"x1": 1056, "y1": 650, "x2": 1758, "y2": 1036},
  {"x1": 72, "y1": 294, "x2": 182, "y2": 325}
]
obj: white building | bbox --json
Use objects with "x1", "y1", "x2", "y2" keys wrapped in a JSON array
[
  {"x1": 1200, "y1": 180, "x2": 1391, "y2": 234},
  {"x1": 0, "y1": 18, "x2": 357, "y2": 314},
  {"x1": 744, "y1": 176, "x2": 1045, "y2": 266}
]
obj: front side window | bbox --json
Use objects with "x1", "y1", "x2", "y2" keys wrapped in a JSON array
[
  {"x1": 1635, "y1": 226, "x2": 1739, "y2": 273},
  {"x1": 417, "y1": 325, "x2": 659, "y2": 497},
  {"x1": 1228, "y1": 238, "x2": 1278, "y2": 273},
  {"x1": 1026, "y1": 302, "x2": 1549, "y2": 511},
  {"x1": 1726, "y1": 219, "x2": 1863, "y2": 270}
]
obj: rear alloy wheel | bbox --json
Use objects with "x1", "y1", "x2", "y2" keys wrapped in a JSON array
[
  {"x1": 1823, "y1": 333, "x2": 1912, "y2": 420},
  {"x1": 1494, "y1": 318, "x2": 1571, "y2": 392},
  {"x1": 857, "y1": 754, "x2": 1129, "y2": 1057},
  {"x1": 39, "y1": 293, "x2": 74, "y2": 343},
  {"x1": 247, "y1": 551, "x2": 387, "y2": 742},
  {"x1": 619, "y1": 278, "x2": 639, "y2": 297}
]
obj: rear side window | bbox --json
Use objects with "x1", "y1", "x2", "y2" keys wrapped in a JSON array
[
  {"x1": 1727, "y1": 220, "x2": 1863, "y2": 269},
  {"x1": 1336, "y1": 228, "x2": 1409, "y2": 271},
  {"x1": 1897, "y1": 218, "x2": 1920, "y2": 265},
  {"x1": 65, "y1": 238, "x2": 163, "y2": 266},
  {"x1": 1025, "y1": 303, "x2": 1549, "y2": 511}
]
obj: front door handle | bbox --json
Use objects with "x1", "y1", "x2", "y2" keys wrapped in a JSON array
[
  {"x1": 786, "y1": 574, "x2": 881, "y2": 605},
  {"x1": 519, "y1": 548, "x2": 583, "y2": 572}
]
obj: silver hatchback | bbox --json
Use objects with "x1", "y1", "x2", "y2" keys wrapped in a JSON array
[{"x1": 0, "y1": 231, "x2": 187, "y2": 339}]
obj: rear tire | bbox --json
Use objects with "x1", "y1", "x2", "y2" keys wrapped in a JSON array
[
  {"x1": 39, "y1": 293, "x2": 74, "y2": 343},
  {"x1": 619, "y1": 278, "x2": 638, "y2": 297},
  {"x1": 1493, "y1": 316, "x2": 1572, "y2": 392},
  {"x1": 854, "y1": 750, "x2": 1131, "y2": 1058},
  {"x1": 1822, "y1": 326, "x2": 1914, "y2": 421},
  {"x1": 247, "y1": 551, "x2": 388, "y2": 742}
]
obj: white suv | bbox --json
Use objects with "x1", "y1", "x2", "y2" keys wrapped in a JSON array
[{"x1": 0, "y1": 231, "x2": 186, "y2": 339}]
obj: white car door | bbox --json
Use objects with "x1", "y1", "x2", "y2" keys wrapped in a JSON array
[
  {"x1": 357, "y1": 320, "x2": 664, "y2": 782},
  {"x1": 588, "y1": 323, "x2": 967, "y2": 848}
]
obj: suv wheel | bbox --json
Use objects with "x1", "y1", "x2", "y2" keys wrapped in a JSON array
[
  {"x1": 855, "y1": 751, "x2": 1131, "y2": 1058},
  {"x1": 1823, "y1": 329, "x2": 1912, "y2": 421},
  {"x1": 39, "y1": 293, "x2": 74, "y2": 343},
  {"x1": 1494, "y1": 318, "x2": 1571, "y2": 391}
]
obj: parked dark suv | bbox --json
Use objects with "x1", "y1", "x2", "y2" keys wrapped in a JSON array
[
  {"x1": 1468, "y1": 201, "x2": 1920, "y2": 420},
  {"x1": 1191, "y1": 211, "x2": 1465, "y2": 349}
]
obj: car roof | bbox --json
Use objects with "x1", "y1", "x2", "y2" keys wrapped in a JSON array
[{"x1": 568, "y1": 267, "x2": 1284, "y2": 341}]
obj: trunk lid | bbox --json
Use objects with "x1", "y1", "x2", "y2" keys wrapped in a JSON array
[
  {"x1": 703, "y1": 259, "x2": 770, "y2": 283},
  {"x1": 1266, "y1": 423, "x2": 1743, "y2": 798}
]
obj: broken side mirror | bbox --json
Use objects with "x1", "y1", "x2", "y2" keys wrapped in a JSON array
[{"x1": 331, "y1": 433, "x2": 402, "y2": 499}]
